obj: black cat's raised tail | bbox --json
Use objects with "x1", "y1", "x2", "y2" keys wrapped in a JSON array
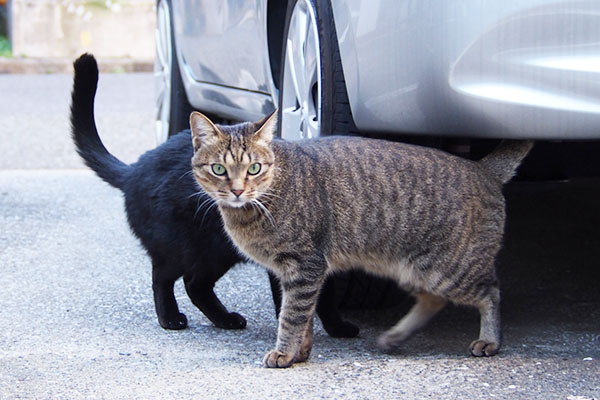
[{"x1": 71, "y1": 54, "x2": 128, "y2": 189}]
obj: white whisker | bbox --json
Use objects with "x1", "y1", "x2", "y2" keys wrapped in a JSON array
[
  {"x1": 178, "y1": 170, "x2": 194, "y2": 182},
  {"x1": 251, "y1": 199, "x2": 276, "y2": 228},
  {"x1": 187, "y1": 190, "x2": 206, "y2": 199},
  {"x1": 199, "y1": 200, "x2": 220, "y2": 226},
  {"x1": 196, "y1": 196, "x2": 216, "y2": 211},
  {"x1": 193, "y1": 190, "x2": 224, "y2": 225}
]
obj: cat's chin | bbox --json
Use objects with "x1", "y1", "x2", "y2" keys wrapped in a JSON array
[{"x1": 220, "y1": 199, "x2": 249, "y2": 209}]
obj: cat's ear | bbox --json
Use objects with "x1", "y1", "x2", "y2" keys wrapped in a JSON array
[
  {"x1": 190, "y1": 111, "x2": 223, "y2": 150},
  {"x1": 252, "y1": 109, "x2": 278, "y2": 146}
]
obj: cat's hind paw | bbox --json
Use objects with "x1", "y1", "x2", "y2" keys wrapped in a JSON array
[
  {"x1": 213, "y1": 312, "x2": 247, "y2": 330},
  {"x1": 376, "y1": 335, "x2": 397, "y2": 353},
  {"x1": 469, "y1": 340, "x2": 500, "y2": 357},
  {"x1": 263, "y1": 349, "x2": 295, "y2": 368},
  {"x1": 376, "y1": 330, "x2": 410, "y2": 353}
]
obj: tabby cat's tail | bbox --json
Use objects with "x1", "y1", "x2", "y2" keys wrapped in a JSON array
[
  {"x1": 478, "y1": 140, "x2": 534, "y2": 184},
  {"x1": 70, "y1": 53, "x2": 128, "y2": 190}
]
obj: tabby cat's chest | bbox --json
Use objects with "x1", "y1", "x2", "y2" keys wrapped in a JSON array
[{"x1": 220, "y1": 209, "x2": 280, "y2": 268}]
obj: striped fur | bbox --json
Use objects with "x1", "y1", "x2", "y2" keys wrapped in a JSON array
[{"x1": 190, "y1": 112, "x2": 532, "y2": 368}]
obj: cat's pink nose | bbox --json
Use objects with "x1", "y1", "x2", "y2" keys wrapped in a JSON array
[{"x1": 231, "y1": 189, "x2": 244, "y2": 198}]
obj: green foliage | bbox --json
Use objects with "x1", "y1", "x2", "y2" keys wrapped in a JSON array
[{"x1": 0, "y1": 35, "x2": 11, "y2": 57}]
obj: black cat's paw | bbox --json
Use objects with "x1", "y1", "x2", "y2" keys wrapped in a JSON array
[
  {"x1": 323, "y1": 320, "x2": 360, "y2": 338},
  {"x1": 159, "y1": 313, "x2": 188, "y2": 330},
  {"x1": 213, "y1": 312, "x2": 247, "y2": 330}
]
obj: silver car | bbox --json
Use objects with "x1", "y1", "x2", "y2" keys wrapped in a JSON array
[{"x1": 155, "y1": 0, "x2": 600, "y2": 176}]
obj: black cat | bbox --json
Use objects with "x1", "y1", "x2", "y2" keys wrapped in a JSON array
[{"x1": 70, "y1": 53, "x2": 358, "y2": 337}]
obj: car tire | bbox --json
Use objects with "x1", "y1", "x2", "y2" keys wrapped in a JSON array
[
  {"x1": 278, "y1": 0, "x2": 356, "y2": 140},
  {"x1": 155, "y1": 0, "x2": 193, "y2": 145}
]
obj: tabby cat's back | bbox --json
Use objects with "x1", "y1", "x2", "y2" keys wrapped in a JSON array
[{"x1": 234, "y1": 137, "x2": 503, "y2": 269}]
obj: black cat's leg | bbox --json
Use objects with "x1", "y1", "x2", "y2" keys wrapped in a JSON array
[
  {"x1": 377, "y1": 292, "x2": 446, "y2": 351},
  {"x1": 263, "y1": 258, "x2": 326, "y2": 368},
  {"x1": 316, "y1": 277, "x2": 359, "y2": 338},
  {"x1": 152, "y1": 264, "x2": 187, "y2": 330},
  {"x1": 268, "y1": 271, "x2": 283, "y2": 318},
  {"x1": 470, "y1": 286, "x2": 501, "y2": 357},
  {"x1": 184, "y1": 274, "x2": 246, "y2": 330}
]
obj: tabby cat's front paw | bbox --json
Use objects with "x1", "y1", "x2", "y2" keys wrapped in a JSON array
[
  {"x1": 470, "y1": 340, "x2": 500, "y2": 357},
  {"x1": 159, "y1": 313, "x2": 188, "y2": 330},
  {"x1": 213, "y1": 312, "x2": 247, "y2": 330},
  {"x1": 263, "y1": 349, "x2": 295, "y2": 368}
]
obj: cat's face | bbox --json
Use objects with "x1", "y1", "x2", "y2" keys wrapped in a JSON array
[{"x1": 190, "y1": 111, "x2": 277, "y2": 208}]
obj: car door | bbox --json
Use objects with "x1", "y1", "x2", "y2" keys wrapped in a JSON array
[{"x1": 171, "y1": 0, "x2": 276, "y2": 119}]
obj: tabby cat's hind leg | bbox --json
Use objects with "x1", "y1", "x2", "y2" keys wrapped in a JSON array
[
  {"x1": 377, "y1": 292, "x2": 446, "y2": 351},
  {"x1": 469, "y1": 287, "x2": 501, "y2": 357}
]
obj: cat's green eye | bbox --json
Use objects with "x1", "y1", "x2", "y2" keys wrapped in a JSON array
[
  {"x1": 211, "y1": 163, "x2": 227, "y2": 176},
  {"x1": 247, "y1": 163, "x2": 261, "y2": 175}
]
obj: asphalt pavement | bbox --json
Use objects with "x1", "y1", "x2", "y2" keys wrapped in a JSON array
[{"x1": 0, "y1": 71, "x2": 598, "y2": 399}]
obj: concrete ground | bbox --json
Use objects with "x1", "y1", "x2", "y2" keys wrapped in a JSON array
[{"x1": 0, "y1": 71, "x2": 598, "y2": 399}]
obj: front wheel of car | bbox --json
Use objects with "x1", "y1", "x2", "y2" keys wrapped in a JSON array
[
  {"x1": 154, "y1": 0, "x2": 193, "y2": 145},
  {"x1": 278, "y1": 0, "x2": 356, "y2": 140}
]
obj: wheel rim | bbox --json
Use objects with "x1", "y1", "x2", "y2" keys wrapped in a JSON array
[
  {"x1": 154, "y1": 0, "x2": 172, "y2": 144},
  {"x1": 281, "y1": 0, "x2": 321, "y2": 140}
]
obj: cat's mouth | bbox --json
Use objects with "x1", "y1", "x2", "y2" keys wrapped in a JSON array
[{"x1": 221, "y1": 197, "x2": 248, "y2": 208}]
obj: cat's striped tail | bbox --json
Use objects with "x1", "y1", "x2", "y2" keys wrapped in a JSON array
[
  {"x1": 70, "y1": 53, "x2": 128, "y2": 190},
  {"x1": 478, "y1": 140, "x2": 534, "y2": 184}
]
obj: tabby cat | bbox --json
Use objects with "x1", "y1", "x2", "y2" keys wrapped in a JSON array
[
  {"x1": 69, "y1": 53, "x2": 358, "y2": 337},
  {"x1": 189, "y1": 110, "x2": 533, "y2": 368}
]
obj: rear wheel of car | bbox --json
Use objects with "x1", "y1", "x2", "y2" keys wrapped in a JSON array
[
  {"x1": 278, "y1": 0, "x2": 404, "y2": 309},
  {"x1": 154, "y1": 0, "x2": 193, "y2": 145}
]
